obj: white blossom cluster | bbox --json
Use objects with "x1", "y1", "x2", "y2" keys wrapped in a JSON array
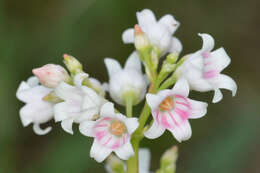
[{"x1": 16, "y1": 9, "x2": 237, "y2": 172}]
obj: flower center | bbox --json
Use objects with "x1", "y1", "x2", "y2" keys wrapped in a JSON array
[
  {"x1": 159, "y1": 96, "x2": 174, "y2": 111},
  {"x1": 109, "y1": 120, "x2": 126, "y2": 136}
]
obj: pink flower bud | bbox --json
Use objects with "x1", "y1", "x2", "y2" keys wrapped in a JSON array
[{"x1": 32, "y1": 64, "x2": 70, "y2": 88}]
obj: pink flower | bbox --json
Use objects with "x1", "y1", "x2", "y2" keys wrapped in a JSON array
[
  {"x1": 33, "y1": 64, "x2": 70, "y2": 88},
  {"x1": 79, "y1": 102, "x2": 139, "y2": 162},
  {"x1": 144, "y1": 79, "x2": 208, "y2": 142},
  {"x1": 176, "y1": 33, "x2": 237, "y2": 103}
]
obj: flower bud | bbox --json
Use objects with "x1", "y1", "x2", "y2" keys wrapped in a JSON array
[
  {"x1": 105, "y1": 154, "x2": 125, "y2": 173},
  {"x1": 159, "y1": 146, "x2": 178, "y2": 173},
  {"x1": 63, "y1": 54, "x2": 83, "y2": 75},
  {"x1": 32, "y1": 64, "x2": 71, "y2": 88},
  {"x1": 166, "y1": 53, "x2": 178, "y2": 64},
  {"x1": 134, "y1": 24, "x2": 150, "y2": 51}
]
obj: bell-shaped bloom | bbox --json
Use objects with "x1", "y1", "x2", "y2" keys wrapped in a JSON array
[
  {"x1": 122, "y1": 9, "x2": 182, "y2": 55},
  {"x1": 16, "y1": 76, "x2": 54, "y2": 135},
  {"x1": 79, "y1": 102, "x2": 139, "y2": 162},
  {"x1": 32, "y1": 64, "x2": 70, "y2": 88},
  {"x1": 176, "y1": 33, "x2": 237, "y2": 103},
  {"x1": 54, "y1": 73, "x2": 106, "y2": 134},
  {"x1": 104, "y1": 52, "x2": 148, "y2": 106},
  {"x1": 145, "y1": 79, "x2": 208, "y2": 142}
]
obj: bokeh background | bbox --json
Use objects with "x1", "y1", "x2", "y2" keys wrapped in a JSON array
[{"x1": 0, "y1": 0, "x2": 259, "y2": 172}]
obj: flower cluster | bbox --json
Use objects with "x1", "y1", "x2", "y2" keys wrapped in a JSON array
[{"x1": 16, "y1": 9, "x2": 237, "y2": 172}]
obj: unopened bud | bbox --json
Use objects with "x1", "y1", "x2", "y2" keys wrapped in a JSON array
[
  {"x1": 160, "y1": 146, "x2": 178, "y2": 173},
  {"x1": 32, "y1": 64, "x2": 71, "y2": 88},
  {"x1": 105, "y1": 154, "x2": 125, "y2": 173},
  {"x1": 63, "y1": 54, "x2": 83, "y2": 75},
  {"x1": 134, "y1": 24, "x2": 150, "y2": 50},
  {"x1": 166, "y1": 53, "x2": 179, "y2": 64}
]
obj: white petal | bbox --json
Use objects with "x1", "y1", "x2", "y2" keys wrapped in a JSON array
[
  {"x1": 55, "y1": 82, "x2": 82, "y2": 101},
  {"x1": 122, "y1": 28, "x2": 134, "y2": 43},
  {"x1": 169, "y1": 120, "x2": 192, "y2": 142},
  {"x1": 210, "y1": 48, "x2": 231, "y2": 72},
  {"x1": 188, "y1": 99, "x2": 208, "y2": 119},
  {"x1": 79, "y1": 121, "x2": 95, "y2": 137},
  {"x1": 124, "y1": 51, "x2": 142, "y2": 72},
  {"x1": 137, "y1": 9, "x2": 157, "y2": 29},
  {"x1": 215, "y1": 74, "x2": 237, "y2": 97},
  {"x1": 144, "y1": 121, "x2": 165, "y2": 139},
  {"x1": 81, "y1": 86, "x2": 101, "y2": 108},
  {"x1": 172, "y1": 78, "x2": 189, "y2": 97},
  {"x1": 104, "y1": 58, "x2": 122, "y2": 78},
  {"x1": 54, "y1": 102, "x2": 80, "y2": 122},
  {"x1": 27, "y1": 76, "x2": 40, "y2": 87},
  {"x1": 100, "y1": 102, "x2": 115, "y2": 117},
  {"x1": 146, "y1": 94, "x2": 162, "y2": 110},
  {"x1": 115, "y1": 142, "x2": 134, "y2": 160},
  {"x1": 90, "y1": 140, "x2": 112, "y2": 163},
  {"x1": 212, "y1": 88, "x2": 223, "y2": 103},
  {"x1": 75, "y1": 108, "x2": 98, "y2": 123},
  {"x1": 73, "y1": 73, "x2": 89, "y2": 87},
  {"x1": 33, "y1": 123, "x2": 52, "y2": 135},
  {"x1": 17, "y1": 85, "x2": 51, "y2": 103},
  {"x1": 61, "y1": 118, "x2": 74, "y2": 134},
  {"x1": 139, "y1": 148, "x2": 151, "y2": 173},
  {"x1": 198, "y1": 33, "x2": 215, "y2": 52},
  {"x1": 125, "y1": 118, "x2": 139, "y2": 134},
  {"x1": 169, "y1": 37, "x2": 182, "y2": 53},
  {"x1": 158, "y1": 14, "x2": 179, "y2": 34}
]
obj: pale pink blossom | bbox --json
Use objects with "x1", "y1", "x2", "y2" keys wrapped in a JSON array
[
  {"x1": 32, "y1": 64, "x2": 70, "y2": 88},
  {"x1": 145, "y1": 79, "x2": 208, "y2": 142},
  {"x1": 79, "y1": 102, "x2": 139, "y2": 162},
  {"x1": 176, "y1": 33, "x2": 237, "y2": 103}
]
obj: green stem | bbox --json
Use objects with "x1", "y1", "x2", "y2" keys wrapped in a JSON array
[{"x1": 126, "y1": 96, "x2": 133, "y2": 118}]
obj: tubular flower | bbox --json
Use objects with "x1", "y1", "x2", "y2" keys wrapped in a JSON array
[
  {"x1": 79, "y1": 102, "x2": 139, "y2": 162},
  {"x1": 122, "y1": 9, "x2": 182, "y2": 55},
  {"x1": 176, "y1": 33, "x2": 237, "y2": 103},
  {"x1": 16, "y1": 76, "x2": 54, "y2": 135},
  {"x1": 54, "y1": 73, "x2": 106, "y2": 134},
  {"x1": 104, "y1": 51, "x2": 148, "y2": 106},
  {"x1": 145, "y1": 79, "x2": 208, "y2": 142}
]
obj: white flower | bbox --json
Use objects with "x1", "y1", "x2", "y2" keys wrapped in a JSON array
[
  {"x1": 105, "y1": 148, "x2": 151, "y2": 173},
  {"x1": 54, "y1": 73, "x2": 105, "y2": 134},
  {"x1": 145, "y1": 79, "x2": 208, "y2": 142},
  {"x1": 122, "y1": 9, "x2": 182, "y2": 55},
  {"x1": 104, "y1": 51, "x2": 148, "y2": 106},
  {"x1": 176, "y1": 33, "x2": 237, "y2": 103},
  {"x1": 16, "y1": 76, "x2": 54, "y2": 135},
  {"x1": 32, "y1": 64, "x2": 70, "y2": 88},
  {"x1": 79, "y1": 102, "x2": 139, "y2": 163}
]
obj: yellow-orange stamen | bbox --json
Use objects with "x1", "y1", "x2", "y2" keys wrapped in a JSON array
[
  {"x1": 109, "y1": 120, "x2": 126, "y2": 136},
  {"x1": 159, "y1": 96, "x2": 174, "y2": 111}
]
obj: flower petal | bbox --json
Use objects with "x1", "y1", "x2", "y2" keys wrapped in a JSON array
[
  {"x1": 17, "y1": 85, "x2": 51, "y2": 103},
  {"x1": 146, "y1": 93, "x2": 163, "y2": 110},
  {"x1": 139, "y1": 148, "x2": 151, "y2": 173},
  {"x1": 33, "y1": 123, "x2": 52, "y2": 135},
  {"x1": 212, "y1": 88, "x2": 223, "y2": 103},
  {"x1": 55, "y1": 82, "x2": 82, "y2": 101},
  {"x1": 122, "y1": 28, "x2": 134, "y2": 43},
  {"x1": 136, "y1": 9, "x2": 157, "y2": 29},
  {"x1": 144, "y1": 121, "x2": 165, "y2": 139},
  {"x1": 125, "y1": 117, "x2": 139, "y2": 134},
  {"x1": 54, "y1": 101, "x2": 81, "y2": 122},
  {"x1": 210, "y1": 48, "x2": 231, "y2": 72},
  {"x1": 169, "y1": 37, "x2": 182, "y2": 53},
  {"x1": 27, "y1": 76, "x2": 40, "y2": 87},
  {"x1": 188, "y1": 99, "x2": 208, "y2": 119},
  {"x1": 104, "y1": 58, "x2": 122, "y2": 78},
  {"x1": 100, "y1": 102, "x2": 115, "y2": 118},
  {"x1": 198, "y1": 33, "x2": 215, "y2": 52},
  {"x1": 115, "y1": 142, "x2": 134, "y2": 160},
  {"x1": 169, "y1": 120, "x2": 192, "y2": 142},
  {"x1": 215, "y1": 74, "x2": 237, "y2": 97},
  {"x1": 124, "y1": 51, "x2": 142, "y2": 72},
  {"x1": 90, "y1": 140, "x2": 112, "y2": 163},
  {"x1": 158, "y1": 14, "x2": 179, "y2": 34},
  {"x1": 172, "y1": 78, "x2": 189, "y2": 97},
  {"x1": 79, "y1": 120, "x2": 95, "y2": 137},
  {"x1": 81, "y1": 86, "x2": 101, "y2": 108},
  {"x1": 61, "y1": 118, "x2": 74, "y2": 134},
  {"x1": 73, "y1": 73, "x2": 89, "y2": 87}
]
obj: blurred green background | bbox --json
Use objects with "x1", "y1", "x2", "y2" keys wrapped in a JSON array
[{"x1": 0, "y1": 0, "x2": 259, "y2": 172}]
